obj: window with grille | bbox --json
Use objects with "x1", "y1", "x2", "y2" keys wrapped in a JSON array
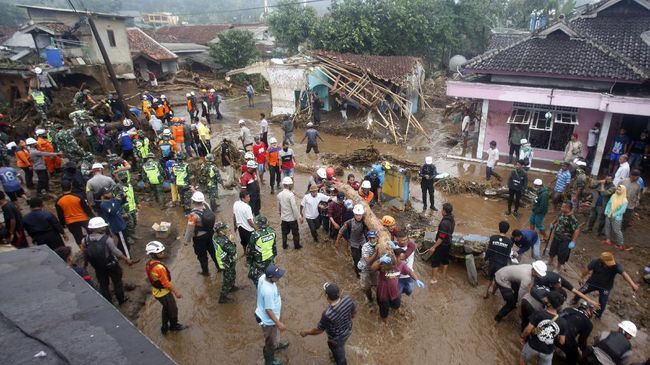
[{"x1": 507, "y1": 103, "x2": 578, "y2": 151}]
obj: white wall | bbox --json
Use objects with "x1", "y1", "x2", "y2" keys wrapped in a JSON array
[{"x1": 266, "y1": 67, "x2": 307, "y2": 116}]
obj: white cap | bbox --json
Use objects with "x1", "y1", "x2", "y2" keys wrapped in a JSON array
[
  {"x1": 532, "y1": 260, "x2": 547, "y2": 277},
  {"x1": 186, "y1": 93, "x2": 191, "y2": 97},
  {"x1": 282, "y1": 176, "x2": 293, "y2": 185},
  {"x1": 209, "y1": 88, "x2": 215, "y2": 92},
  {"x1": 160, "y1": 94, "x2": 166, "y2": 99},
  {"x1": 123, "y1": 119, "x2": 133, "y2": 127},
  {"x1": 145, "y1": 241, "x2": 165, "y2": 254},
  {"x1": 26, "y1": 138, "x2": 37, "y2": 145},
  {"x1": 246, "y1": 160, "x2": 258, "y2": 168},
  {"x1": 520, "y1": 138, "x2": 528, "y2": 144},
  {"x1": 35, "y1": 129, "x2": 46, "y2": 135},
  {"x1": 533, "y1": 178, "x2": 543, "y2": 186},
  {"x1": 238, "y1": 119, "x2": 245, "y2": 124},
  {"x1": 92, "y1": 163, "x2": 103, "y2": 170},
  {"x1": 353, "y1": 204, "x2": 365, "y2": 215},
  {"x1": 618, "y1": 320, "x2": 637, "y2": 337},
  {"x1": 306, "y1": 122, "x2": 314, "y2": 127},
  {"x1": 162, "y1": 128, "x2": 171, "y2": 135},
  {"x1": 191, "y1": 191, "x2": 205, "y2": 203},
  {"x1": 244, "y1": 152, "x2": 254, "y2": 160},
  {"x1": 576, "y1": 160, "x2": 587, "y2": 167},
  {"x1": 425, "y1": 156, "x2": 433, "y2": 164},
  {"x1": 34, "y1": 67, "x2": 42, "y2": 74},
  {"x1": 361, "y1": 180, "x2": 371, "y2": 189},
  {"x1": 88, "y1": 217, "x2": 108, "y2": 229},
  {"x1": 269, "y1": 137, "x2": 277, "y2": 144},
  {"x1": 317, "y1": 168, "x2": 326, "y2": 179}
]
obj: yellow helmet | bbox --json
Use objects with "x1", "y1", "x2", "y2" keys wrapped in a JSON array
[{"x1": 381, "y1": 215, "x2": 396, "y2": 226}]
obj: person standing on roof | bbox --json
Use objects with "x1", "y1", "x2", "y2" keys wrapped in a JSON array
[
  {"x1": 301, "y1": 123, "x2": 324, "y2": 154},
  {"x1": 419, "y1": 156, "x2": 437, "y2": 212},
  {"x1": 145, "y1": 241, "x2": 187, "y2": 334},
  {"x1": 277, "y1": 177, "x2": 302, "y2": 250}
]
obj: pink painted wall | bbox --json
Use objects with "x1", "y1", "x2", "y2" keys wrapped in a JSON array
[{"x1": 484, "y1": 100, "x2": 606, "y2": 161}]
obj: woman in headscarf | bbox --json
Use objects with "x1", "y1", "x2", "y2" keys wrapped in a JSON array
[{"x1": 603, "y1": 184, "x2": 628, "y2": 250}]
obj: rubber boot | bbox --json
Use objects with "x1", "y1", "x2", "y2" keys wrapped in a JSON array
[{"x1": 264, "y1": 353, "x2": 284, "y2": 365}]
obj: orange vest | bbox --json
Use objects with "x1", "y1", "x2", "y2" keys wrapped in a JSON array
[
  {"x1": 186, "y1": 100, "x2": 192, "y2": 111},
  {"x1": 163, "y1": 100, "x2": 171, "y2": 114},
  {"x1": 15, "y1": 149, "x2": 31, "y2": 168},
  {"x1": 172, "y1": 125, "x2": 184, "y2": 143},
  {"x1": 37, "y1": 137, "x2": 54, "y2": 152},
  {"x1": 155, "y1": 104, "x2": 165, "y2": 118}
]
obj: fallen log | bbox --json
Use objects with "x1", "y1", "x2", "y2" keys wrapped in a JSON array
[{"x1": 334, "y1": 182, "x2": 394, "y2": 258}]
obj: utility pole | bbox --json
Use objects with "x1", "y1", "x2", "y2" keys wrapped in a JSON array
[{"x1": 85, "y1": 12, "x2": 132, "y2": 120}]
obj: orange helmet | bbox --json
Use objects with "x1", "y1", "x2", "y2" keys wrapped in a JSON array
[
  {"x1": 326, "y1": 167, "x2": 335, "y2": 179},
  {"x1": 381, "y1": 215, "x2": 396, "y2": 226},
  {"x1": 171, "y1": 117, "x2": 180, "y2": 123}
]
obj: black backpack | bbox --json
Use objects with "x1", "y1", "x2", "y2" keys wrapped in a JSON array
[
  {"x1": 84, "y1": 235, "x2": 118, "y2": 269},
  {"x1": 193, "y1": 207, "x2": 215, "y2": 235}
]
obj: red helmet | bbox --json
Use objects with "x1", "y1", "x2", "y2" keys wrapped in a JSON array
[{"x1": 326, "y1": 167, "x2": 335, "y2": 179}]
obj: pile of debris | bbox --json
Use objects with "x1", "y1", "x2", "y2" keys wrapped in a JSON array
[
  {"x1": 210, "y1": 139, "x2": 243, "y2": 167},
  {"x1": 321, "y1": 146, "x2": 420, "y2": 172},
  {"x1": 307, "y1": 52, "x2": 430, "y2": 144}
]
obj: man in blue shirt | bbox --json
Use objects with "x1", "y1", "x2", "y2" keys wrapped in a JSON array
[
  {"x1": 255, "y1": 264, "x2": 288, "y2": 365},
  {"x1": 0, "y1": 166, "x2": 26, "y2": 205},
  {"x1": 608, "y1": 128, "x2": 630, "y2": 174},
  {"x1": 553, "y1": 162, "x2": 572, "y2": 211},
  {"x1": 512, "y1": 229, "x2": 541, "y2": 260}
]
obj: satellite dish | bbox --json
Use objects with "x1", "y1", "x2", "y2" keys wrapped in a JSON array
[{"x1": 449, "y1": 55, "x2": 467, "y2": 72}]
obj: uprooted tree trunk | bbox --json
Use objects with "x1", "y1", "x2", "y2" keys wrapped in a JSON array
[{"x1": 334, "y1": 182, "x2": 394, "y2": 259}]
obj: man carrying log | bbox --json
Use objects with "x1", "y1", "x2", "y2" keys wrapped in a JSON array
[{"x1": 336, "y1": 204, "x2": 368, "y2": 279}]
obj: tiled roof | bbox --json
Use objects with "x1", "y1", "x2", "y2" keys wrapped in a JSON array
[
  {"x1": 467, "y1": 32, "x2": 643, "y2": 80},
  {"x1": 466, "y1": 0, "x2": 650, "y2": 82},
  {"x1": 312, "y1": 50, "x2": 422, "y2": 85},
  {"x1": 487, "y1": 32, "x2": 529, "y2": 51},
  {"x1": 127, "y1": 28, "x2": 177, "y2": 62},
  {"x1": 21, "y1": 22, "x2": 72, "y2": 35},
  {"x1": 0, "y1": 26, "x2": 18, "y2": 44},
  {"x1": 145, "y1": 24, "x2": 233, "y2": 45}
]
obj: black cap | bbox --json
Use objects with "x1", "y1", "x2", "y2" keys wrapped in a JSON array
[
  {"x1": 265, "y1": 264, "x2": 286, "y2": 279},
  {"x1": 337, "y1": 192, "x2": 346, "y2": 200},
  {"x1": 323, "y1": 282, "x2": 340, "y2": 300},
  {"x1": 545, "y1": 271, "x2": 561, "y2": 284}
]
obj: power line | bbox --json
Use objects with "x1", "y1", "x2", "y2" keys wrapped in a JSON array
[{"x1": 173, "y1": 0, "x2": 330, "y2": 17}]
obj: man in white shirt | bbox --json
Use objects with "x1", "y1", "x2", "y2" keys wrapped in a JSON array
[
  {"x1": 259, "y1": 113, "x2": 269, "y2": 146},
  {"x1": 586, "y1": 123, "x2": 601, "y2": 166},
  {"x1": 277, "y1": 177, "x2": 301, "y2": 250},
  {"x1": 239, "y1": 119, "x2": 254, "y2": 151},
  {"x1": 233, "y1": 190, "x2": 257, "y2": 250},
  {"x1": 300, "y1": 184, "x2": 330, "y2": 242},
  {"x1": 613, "y1": 154, "x2": 630, "y2": 186},
  {"x1": 485, "y1": 140, "x2": 502, "y2": 181}
]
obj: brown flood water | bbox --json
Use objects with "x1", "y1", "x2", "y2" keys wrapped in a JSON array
[{"x1": 136, "y1": 93, "x2": 648, "y2": 364}]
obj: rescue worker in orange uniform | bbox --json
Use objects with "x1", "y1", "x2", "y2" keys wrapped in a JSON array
[
  {"x1": 36, "y1": 129, "x2": 61, "y2": 174},
  {"x1": 171, "y1": 118, "x2": 186, "y2": 152}
]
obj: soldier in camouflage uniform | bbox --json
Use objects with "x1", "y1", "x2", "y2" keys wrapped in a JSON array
[
  {"x1": 212, "y1": 222, "x2": 238, "y2": 304},
  {"x1": 113, "y1": 172, "x2": 139, "y2": 242},
  {"x1": 199, "y1": 154, "x2": 223, "y2": 210},
  {"x1": 70, "y1": 109, "x2": 99, "y2": 153},
  {"x1": 246, "y1": 215, "x2": 277, "y2": 286},
  {"x1": 547, "y1": 201, "x2": 581, "y2": 272},
  {"x1": 53, "y1": 123, "x2": 86, "y2": 162},
  {"x1": 107, "y1": 153, "x2": 132, "y2": 184},
  {"x1": 142, "y1": 153, "x2": 166, "y2": 206},
  {"x1": 172, "y1": 152, "x2": 193, "y2": 214},
  {"x1": 79, "y1": 153, "x2": 95, "y2": 180},
  {"x1": 0, "y1": 131, "x2": 9, "y2": 166}
]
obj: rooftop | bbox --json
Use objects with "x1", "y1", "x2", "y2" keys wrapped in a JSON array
[
  {"x1": 21, "y1": 21, "x2": 72, "y2": 36},
  {"x1": 146, "y1": 24, "x2": 234, "y2": 45},
  {"x1": 466, "y1": 0, "x2": 650, "y2": 83},
  {"x1": 127, "y1": 27, "x2": 177, "y2": 62},
  {"x1": 312, "y1": 50, "x2": 422, "y2": 85},
  {"x1": 16, "y1": 4, "x2": 133, "y2": 19},
  {"x1": 0, "y1": 246, "x2": 176, "y2": 365}
]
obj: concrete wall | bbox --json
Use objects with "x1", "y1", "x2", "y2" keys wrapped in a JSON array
[
  {"x1": 27, "y1": 8, "x2": 133, "y2": 75},
  {"x1": 161, "y1": 60, "x2": 178, "y2": 73},
  {"x1": 266, "y1": 66, "x2": 306, "y2": 116},
  {"x1": 484, "y1": 100, "x2": 606, "y2": 161}
]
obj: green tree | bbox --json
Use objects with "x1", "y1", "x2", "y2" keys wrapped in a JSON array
[
  {"x1": 209, "y1": 29, "x2": 259, "y2": 70},
  {"x1": 268, "y1": 0, "x2": 317, "y2": 53}
]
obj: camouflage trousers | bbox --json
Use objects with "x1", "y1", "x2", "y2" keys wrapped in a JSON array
[
  {"x1": 125, "y1": 210, "x2": 137, "y2": 239},
  {"x1": 220, "y1": 265, "x2": 236, "y2": 298},
  {"x1": 248, "y1": 260, "x2": 273, "y2": 286},
  {"x1": 150, "y1": 183, "x2": 162, "y2": 204},
  {"x1": 205, "y1": 187, "x2": 219, "y2": 210},
  {"x1": 178, "y1": 186, "x2": 192, "y2": 214}
]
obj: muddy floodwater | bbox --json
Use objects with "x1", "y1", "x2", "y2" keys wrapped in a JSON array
[{"x1": 137, "y1": 93, "x2": 648, "y2": 364}]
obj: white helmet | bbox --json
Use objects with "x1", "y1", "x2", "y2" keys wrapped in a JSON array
[
  {"x1": 145, "y1": 240, "x2": 165, "y2": 254},
  {"x1": 209, "y1": 88, "x2": 215, "y2": 92},
  {"x1": 306, "y1": 122, "x2": 314, "y2": 127},
  {"x1": 88, "y1": 217, "x2": 109, "y2": 229},
  {"x1": 532, "y1": 260, "x2": 547, "y2": 277},
  {"x1": 34, "y1": 67, "x2": 42, "y2": 74},
  {"x1": 246, "y1": 160, "x2": 258, "y2": 169},
  {"x1": 142, "y1": 95, "x2": 148, "y2": 100},
  {"x1": 520, "y1": 138, "x2": 528, "y2": 145},
  {"x1": 353, "y1": 204, "x2": 365, "y2": 215},
  {"x1": 244, "y1": 152, "x2": 254, "y2": 160},
  {"x1": 191, "y1": 191, "x2": 205, "y2": 203},
  {"x1": 123, "y1": 119, "x2": 133, "y2": 127},
  {"x1": 160, "y1": 94, "x2": 166, "y2": 99},
  {"x1": 533, "y1": 178, "x2": 543, "y2": 186},
  {"x1": 162, "y1": 128, "x2": 171, "y2": 135},
  {"x1": 618, "y1": 321, "x2": 637, "y2": 337},
  {"x1": 269, "y1": 137, "x2": 277, "y2": 144},
  {"x1": 35, "y1": 128, "x2": 46, "y2": 135},
  {"x1": 191, "y1": 91, "x2": 195, "y2": 96},
  {"x1": 91, "y1": 163, "x2": 104, "y2": 170},
  {"x1": 26, "y1": 138, "x2": 37, "y2": 145},
  {"x1": 317, "y1": 168, "x2": 327, "y2": 179},
  {"x1": 425, "y1": 156, "x2": 433, "y2": 164},
  {"x1": 186, "y1": 93, "x2": 191, "y2": 97},
  {"x1": 361, "y1": 180, "x2": 371, "y2": 189},
  {"x1": 238, "y1": 119, "x2": 245, "y2": 125},
  {"x1": 153, "y1": 98, "x2": 159, "y2": 102},
  {"x1": 282, "y1": 176, "x2": 293, "y2": 185}
]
